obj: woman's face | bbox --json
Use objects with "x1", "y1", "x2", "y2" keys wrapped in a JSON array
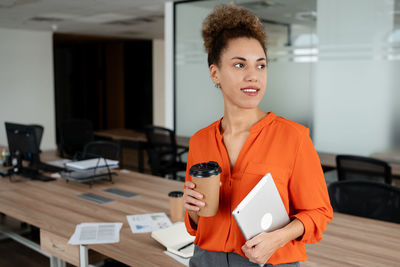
[{"x1": 210, "y1": 37, "x2": 267, "y2": 110}]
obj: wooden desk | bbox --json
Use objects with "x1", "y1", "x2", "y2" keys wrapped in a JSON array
[
  {"x1": 304, "y1": 212, "x2": 400, "y2": 266},
  {"x1": 318, "y1": 151, "x2": 400, "y2": 177},
  {"x1": 94, "y1": 128, "x2": 190, "y2": 149},
  {"x1": 94, "y1": 129, "x2": 190, "y2": 173},
  {"x1": 1, "y1": 171, "x2": 400, "y2": 266},
  {"x1": 371, "y1": 151, "x2": 400, "y2": 177},
  {"x1": 0, "y1": 172, "x2": 185, "y2": 266}
]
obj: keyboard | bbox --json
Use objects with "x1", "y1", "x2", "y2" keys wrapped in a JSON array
[
  {"x1": 31, "y1": 173, "x2": 55, "y2": 182},
  {"x1": 35, "y1": 162, "x2": 65, "y2": 173},
  {"x1": 20, "y1": 167, "x2": 56, "y2": 182}
]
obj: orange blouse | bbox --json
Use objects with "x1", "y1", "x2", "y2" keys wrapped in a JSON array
[{"x1": 184, "y1": 112, "x2": 333, "y2": 265}]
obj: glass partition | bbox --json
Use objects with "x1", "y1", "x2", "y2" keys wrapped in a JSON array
[{"x1": 174, "y1": 0, "x2": 400, "y2": 155}]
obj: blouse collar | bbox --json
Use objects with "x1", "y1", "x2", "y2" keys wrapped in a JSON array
[{"x1": 215, "y1": 111, "x2": 276, "y2": 138}]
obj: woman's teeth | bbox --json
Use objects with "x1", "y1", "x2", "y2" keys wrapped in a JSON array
[{"x1": 242, "y1": 89, "x2": 257, "y2": 92}]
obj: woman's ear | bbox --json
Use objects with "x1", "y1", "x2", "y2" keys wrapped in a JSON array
[{"x1": 209, "y1": 64, "x2": 220, "y2": 85}]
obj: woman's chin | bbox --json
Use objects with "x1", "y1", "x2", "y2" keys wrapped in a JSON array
[{"x1": 238, "y1": 100, "x2": 262, "y2": 110}]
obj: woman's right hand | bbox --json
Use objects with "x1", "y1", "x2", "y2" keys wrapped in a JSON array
[{"x1": 183, "y1": 181, "x2": 205, "y2": 213}]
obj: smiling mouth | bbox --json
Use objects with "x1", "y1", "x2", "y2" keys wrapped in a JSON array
[
  {"x1": 241, "y1": 88, "x2": 258, "y2": 93},
  {"x1": 240, "y1": 87, "x2": 260, "y2": 96}
]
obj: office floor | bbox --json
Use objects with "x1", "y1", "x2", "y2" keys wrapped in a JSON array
[
  {"x1": 0, "y1": 238, "x2": 50, "y2": 267},
  {"x1": 0, "y1": 216, "x2": 53, "y2": 267},
  {"x1": 0, "y1": 237, "x2": 128, "y2": 267}
]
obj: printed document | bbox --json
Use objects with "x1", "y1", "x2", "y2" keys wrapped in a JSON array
[
  {"x1": 68, "y1": 222, "x2": 123, "y2": 245},
  {"x1": 127, "y1": 212, "x2": 172, "y2": 233}
]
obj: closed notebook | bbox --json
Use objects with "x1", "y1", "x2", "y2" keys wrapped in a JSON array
[{"x1": 151, "y1": 222, "x2": 195, "y2": 258}]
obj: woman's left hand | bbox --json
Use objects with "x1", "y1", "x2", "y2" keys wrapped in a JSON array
[{"x1": 241, "y1": 231, "x2": 283, "y2": 265}]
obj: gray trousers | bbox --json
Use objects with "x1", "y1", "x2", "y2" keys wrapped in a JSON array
[{"x1": 189, "y1": 245, "x2": 300, "y2": 267}]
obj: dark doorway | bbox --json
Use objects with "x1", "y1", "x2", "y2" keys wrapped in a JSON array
[{"x1": 53, "y1": 34, "x2": 153, "y2": 144}]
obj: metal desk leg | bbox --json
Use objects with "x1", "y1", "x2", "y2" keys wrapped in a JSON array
[
  {"x1": 50, "y1": 256, "x2": 58, "y2": 267},
  {"x1": 80, "y1": 245, "x2": 89, "y2": 267},
  {"x1": 57, "y1": 258, "x2": 66, "y2": 267}
]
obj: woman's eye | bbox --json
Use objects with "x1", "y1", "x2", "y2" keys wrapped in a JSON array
[
  {"x1": 234, "y1": 63, "x2": 244, "y2": 68},
  {"x1": 257, "y1": 64, "x2": 266, "y2": 69}
]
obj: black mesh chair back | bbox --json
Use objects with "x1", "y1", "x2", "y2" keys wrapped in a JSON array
[
  {"x1": 59, "y1": 119, "x2": 94, "y2": 158},
  {"x1": 328, "y1": 180, "x2": 400, "y2": 223},
  {"x1": 28, "y1": 124, "x2": 44, "y2": 164},
  {"x1": 30, "y1": 124, "x2": 44, "y2": 149},
  {"x1": 145, "y1": 126, "x2": 177, "y2": 162},
  {"x1": 336, "y1": 155, "x2": 392, "y2": 184},
  {"x1": 144, "y1": 125, "x2": 186, "y2": 179},
  {"x1": 82, "y1": 141, "x2": 120, "y2": 160}
]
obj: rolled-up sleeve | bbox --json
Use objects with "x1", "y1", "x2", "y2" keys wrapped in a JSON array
[{"x1": 289, "y1": 129, "x2": 333, "y2": 243}]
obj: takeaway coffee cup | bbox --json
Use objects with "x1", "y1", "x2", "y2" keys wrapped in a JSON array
[
  {"x1": 168, "y1": 191, "x2": 184, "y2": 222},
  {"x1": 189, "y1": 161, "x2": 222, "y2": 217}
]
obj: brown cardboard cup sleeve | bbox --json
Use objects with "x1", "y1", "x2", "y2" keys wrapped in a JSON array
[
  {"x1": 189, "y1": 161, "x2": 222, "y2": 217},
  {"x1": 168, "y1": 191, "x2": 184, "y2": 222}
]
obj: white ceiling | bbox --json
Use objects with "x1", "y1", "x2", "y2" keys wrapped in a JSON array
[
  {"x1": 0, "y1": 0, "x2": 399, "y2": 40},
  {"x1": 0, "y1": 0, "x2": 174, "y2": 39}
]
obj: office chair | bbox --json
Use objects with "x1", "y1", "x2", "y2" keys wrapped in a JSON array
[
  {"x1": 26, "y1": 124, "x2": 44, "y2": 164},
  {"x1": 82, "y1": 141, "x2": 120, "y2": 160},
  {"x1": 328, "y1": 180, "x2": 400, "y2": 223},
  {"x1": 30, "y1": 124, "x2": 44, "y2": 150},
  {"x1": 336, "y1": 155, "x2": 392, "y2": 185},
  {"x1": 144, "y1": 125, "x2": 187, "y2": 180},
  {"x1": 58, "y1": 119, "x2": 94, "y2": 159}
]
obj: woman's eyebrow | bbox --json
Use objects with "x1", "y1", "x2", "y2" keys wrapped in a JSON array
[
  {"x1": 231, "y1": 56, "x2": 246, "y2": 61},
  {"x1": 230, "y1": 56, "x2": 266, "y2": 61}
]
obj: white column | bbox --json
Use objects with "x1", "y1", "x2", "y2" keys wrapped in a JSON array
[{"x1": 164, "y1": 2, "x2": 174, "y2": 130}]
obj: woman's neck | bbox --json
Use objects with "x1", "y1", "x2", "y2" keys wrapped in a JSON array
[{"x1": 221, "y1": 106, "x2": 266, "y2": 135}]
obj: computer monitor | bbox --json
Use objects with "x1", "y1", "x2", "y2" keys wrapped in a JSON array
[{"x1": 5, "y1": 122, "x2": 41, "y2": 170}]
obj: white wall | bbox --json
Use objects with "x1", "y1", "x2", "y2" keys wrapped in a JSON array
[
  {"x1": 152, "y1": 39, "x2": 166, "y2": 127},
  {"x1": 0, "y1": 28, "x2": 56, "y2": 150}
]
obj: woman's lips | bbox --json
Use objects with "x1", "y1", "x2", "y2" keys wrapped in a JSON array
[{"x1": 241, "y1": 87, "x2": 260, "y2": 96}]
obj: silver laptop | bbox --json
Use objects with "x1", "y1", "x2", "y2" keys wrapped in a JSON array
[{"x1": 232, "y1": 173, "x2": 290, "y2": 240}]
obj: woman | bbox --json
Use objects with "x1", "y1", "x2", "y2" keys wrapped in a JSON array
[{"x1": 183, "y1": 5, "x2": 332, "y2": 267}]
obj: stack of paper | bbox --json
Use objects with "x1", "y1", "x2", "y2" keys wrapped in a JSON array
[
  {"x1": 151, "y1": 222, "x2": 195, "y2": 258},
  {"x1": 68, "y1": 222, "x2": 123, "y2": 245},
  {"x1": 65, "y1": 158, "x2": 119, "y2": 171}
]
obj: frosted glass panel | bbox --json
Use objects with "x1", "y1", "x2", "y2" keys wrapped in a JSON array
[
  {"x1": 175, "y1": 1, "x2": 227, "y2": 137},
  {"x1": 174, "y1": 0, "x2": 400, "y2": 155},
  {"x1": 175, "y1": 0, "x2": 316, "y2": 137},
  {"x1": 313, "y1": 0, "x2": 398, "y2": 155}
]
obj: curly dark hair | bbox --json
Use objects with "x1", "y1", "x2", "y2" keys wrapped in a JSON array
[{"x1": 202, "y1": 4, "x2": 267, "y2": 67}]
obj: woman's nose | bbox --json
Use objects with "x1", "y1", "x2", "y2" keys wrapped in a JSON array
[{"x1": 244, "y1": 68, "x2": 259, "y2": 82}]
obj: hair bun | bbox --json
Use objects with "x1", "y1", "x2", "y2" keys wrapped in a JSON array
[{"x1": 202, "y1": 5, "x2": 266, "y2": 65}]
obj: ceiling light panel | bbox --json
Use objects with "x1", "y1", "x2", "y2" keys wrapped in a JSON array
[{"x1": 75, "y1": 13, "x2": 137, "y2": 23}]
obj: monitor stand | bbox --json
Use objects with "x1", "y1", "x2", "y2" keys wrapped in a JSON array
[{"x1": 4, "y1": 157, "x2": 55, "y2": 182}]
